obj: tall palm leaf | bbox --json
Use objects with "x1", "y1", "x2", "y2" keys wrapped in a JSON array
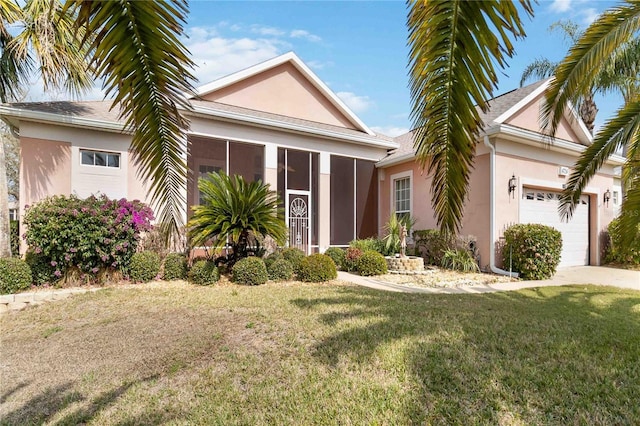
[
  {"x1": 0, "y1": 0, "x2": 30, "y2": 103},
  {"x1": 11, "y1": 0, "x2": 92, "y2": 98},
  {"x1": 545, "y1": 1, "x2": 640, "y2": 248},
  {"x1": 519, "y1": 58, "x2": 557, "y2": 87},
  {"x1": 188, "y1": 172, "x2": 287, "y2": 264},
  {"x1": 407, "y1": 0, "x2": 533, "y2": 234},
  {"x1": 70, "y1": 0, "x2": 196, "y2": 237}
]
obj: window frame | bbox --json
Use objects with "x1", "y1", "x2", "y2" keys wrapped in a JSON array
[
  {"x1": 390, "y1": 170, "x2": 412, "y2": 220},
  {"x1": 80, "y1": 149, "x2": 121, "y2": 169}
]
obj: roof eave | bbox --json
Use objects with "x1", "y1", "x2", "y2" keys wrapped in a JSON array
[{"x1": 187, "y1": 104, "x2": 398, "y2": 149}]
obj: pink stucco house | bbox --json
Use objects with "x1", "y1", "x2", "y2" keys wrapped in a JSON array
[
  {"x1": 0, "y1": 53, "x2": 624, "y2": 270},
  {"x1": 378, "y1": 79, "x2": 624, "y2": 270}
]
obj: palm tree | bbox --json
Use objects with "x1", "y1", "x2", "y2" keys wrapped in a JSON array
[
  {"x1": 544, "y1": 1, "x2": 640, "y2": 248},
  {"x1": 188, "y1": 172, "x2": 287, "y2": 266},
  {"x1": 407, "y1": 0, "x2": 533, "y2": 235},
  {"x1": 521, "y1": 20, "x2": 599, "y2": 134},
  {"x1": 0, "y1": 0, "x2": 195, "y2": 256}
]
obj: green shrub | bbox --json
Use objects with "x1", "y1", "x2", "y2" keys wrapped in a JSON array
[
  {"x1": 297, "y1": 254, "x2": 337, "y2": 282},
  {"x1": 503, "y1": 224, "x2": 562, "y2": 280},
  {"x1": 281, "y1": 247, "x2": 305, "y2": 272},
  {"x1": 23, "y1": 195, "x2": 153, "y2": 279},
  {"x1": 413, "y1": 229, "x2": 455, "y2": 266},
  {"x1": 162, "y1": 253, "x2": 187, "y2": 281},
  {"x1": 605, "y1": 217, "x2": 640, "y2": 266},
  {"x1": 163, "y1": 253, "x2": 188, "y2": 280},
  {"x1": 268, "y1": 258, "x2": 294, "y2": 281},
  {"x1": 344, "y1": 247, "x2": 363, "y2": 272},
  {"x1": 441, "y1": 249, "x2": 479, "y2": 272},
  {"x1": 324, "y1": 247, "x2": 346, "y2": 270},
  {"x1": 128, "y1": 251, "x2": 161, "y2": 283},
  {"x1": 0, "y1": 258, "x2": 32, "y2": 294},
  {"x1": 356, "y1": 250, "x2": 388, "y2": 276},
  {"x1": 263, "y1": 251, "x2": 284, "y2": 269},
  {"x1": 349, "y1": 238, "x2": 383, "y2": 254},
  {"x1": 189, "y1": 260, "x2": 219, "y2": 285},
  {"x1": 10, "y1": 220, "x2": 19, "y2": 257},
  {"x1": 233, "y1": 257, "x2": 268, "y2": 285},
  {"x1": 25, "y1": 250, "x2": 56, "y2": 285}
]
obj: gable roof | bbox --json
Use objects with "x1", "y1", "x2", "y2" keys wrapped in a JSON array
[
  {"x1": 192, "y1": 52, "x2": 375, "y2": 136},
  {"x1": 378, "y1": 79, "x2": 594, "y2": 167}
]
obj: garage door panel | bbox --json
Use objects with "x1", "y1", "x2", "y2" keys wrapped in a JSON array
[{"x1": 520, "y1": 189, "x2": 589, "y2": 267}]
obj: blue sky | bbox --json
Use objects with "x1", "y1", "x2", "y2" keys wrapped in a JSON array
[{"x1": 31, "y1": 0, "x2": 624, "y2": 137}]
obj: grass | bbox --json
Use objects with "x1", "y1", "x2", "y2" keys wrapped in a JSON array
[{"x1": 1, "y1": 281, "x2": 640, "y2": 424}]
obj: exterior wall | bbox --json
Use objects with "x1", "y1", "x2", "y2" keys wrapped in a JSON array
[
  {"x1": 378, "y1": 151, "x2": 491, "y2": 266},
  {"x1": 493, "y1": 137, "x2": 618, "y2": 266},
  {"x1": 505, "y1": 92, "x2": 581, "y2": 143},
  {"x1": 20, "y1": 137, "x2": 72, "y2": 211},
  {"x1": 200, "y1": 62, "x2": 357, "y2": 130}
]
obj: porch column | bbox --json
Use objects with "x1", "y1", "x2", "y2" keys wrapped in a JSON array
[{"x1": 319, "y1": 152, "x2": 330, "y2": 252}]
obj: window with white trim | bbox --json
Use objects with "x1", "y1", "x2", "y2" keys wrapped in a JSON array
[
  {"x1": 613, "y1": 191, "x2": 619, "y2": 205},
  {"x1": 394, "y1": 177, "x2": 410, "y2": 220},
  {"x1": 80, "y1": 150, "x2": 120, "y2": 168}
]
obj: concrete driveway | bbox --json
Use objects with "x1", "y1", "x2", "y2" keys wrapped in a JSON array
[{"x1": 338, "y1": 266, "x2": 640, "y2": 294}]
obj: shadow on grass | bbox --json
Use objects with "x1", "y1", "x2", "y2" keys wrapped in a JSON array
[
  {"x1": 292, "y1": 285, "x2": 640, "y2": 423},
  {"x1": 0, "y1": 375, "x2": 173, "y2": 426}
]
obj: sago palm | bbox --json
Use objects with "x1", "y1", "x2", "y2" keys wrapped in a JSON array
[
  {"x1": 188, "y1": 172, "x2": 287, "y2": 265},
  {"x1": 407, "y1": 0, "x2": 533, "y2": 235},
  {"x1": 544, "y1": 0, "x2": 640, "y2": 248}
]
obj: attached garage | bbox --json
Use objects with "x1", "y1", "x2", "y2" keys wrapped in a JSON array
[{"x1": 520, "y1": 188, "x2": 589, "y2": 267}]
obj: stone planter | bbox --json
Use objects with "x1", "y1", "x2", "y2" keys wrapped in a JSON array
[{"x1": 385, "y1": 255, "x2": 425, "y2": 273}]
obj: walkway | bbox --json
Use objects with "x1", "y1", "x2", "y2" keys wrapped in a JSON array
[{"x1": 338, "y1": 266, "x2": 640, "y2": 294}]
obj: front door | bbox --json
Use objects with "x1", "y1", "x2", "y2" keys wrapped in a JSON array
[{"x1": 287, "y1": 191, "x2": 311, "y2": 254}]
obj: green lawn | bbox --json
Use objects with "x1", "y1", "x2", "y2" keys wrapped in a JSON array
[{"x1": 1, "y1": 281, "x2": 639, "y2": 425}]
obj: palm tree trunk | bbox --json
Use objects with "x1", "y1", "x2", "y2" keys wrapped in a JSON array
[
  {"x1": 0, "y1": 139, "x2": 12, "y2": 258},
  {"x1": 579, "y1": 92, "x2": 598, "y2": 135}
]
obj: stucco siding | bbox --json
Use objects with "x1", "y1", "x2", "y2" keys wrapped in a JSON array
[
  {"x1": 200, "y1": 62, "x2": 357, "y2": 130},
  {"x1": 505, "y1": 92, "x2": 581, "y2": 143},
  {"x1": 20, "y1": 137, "x2": 72, "y2": 209}
]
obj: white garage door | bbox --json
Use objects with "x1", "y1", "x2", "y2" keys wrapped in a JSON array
[{"x1": 520, "y1": 188, "x2": 589, "y2": 267}]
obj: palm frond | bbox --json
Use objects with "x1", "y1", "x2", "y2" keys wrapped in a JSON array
[
  {"x1": 70, "y1": 0, "x2": 196, "y2": 236},
  {"x1": 11, "y1": 0, "x2": 92, "y2": 98},
  {"x1": 560, "y1": 100, "x2": 640, "y2": 220},
  {"x1": 616, "y1": 165, "x2": 640, "y2": 249},
  {"x1": 520, "y1": 58, "x2": 558, "y2": 87},
  {"x1": 0, "y1": 0, "x2": 30, "y2": 103},
  {"x1": 543, "y1": 1, "x2": 640, "y2": 136},
  {"x1": 407, "y1": 0, "x2": 533, "y2": 234}
]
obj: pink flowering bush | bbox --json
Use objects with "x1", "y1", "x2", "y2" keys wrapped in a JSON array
[{"x1": 23, "y1": 195, "x2": 154, "y2": 283}]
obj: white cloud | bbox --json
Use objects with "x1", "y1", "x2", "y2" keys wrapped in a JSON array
[
  {"x1": 580, "y1": 8, "x2": 599, "y2": 25},
  {"x1": 250, "y1": 25, "x2": 285, "y2": 36},
  {"x1": 336, "y1": 91, "x2": 374, "y2": 113},
  {"x1": 290, "y1": 29, "x2": 322, "y2": 43},
  {"x1": 549, "y1": 0, "x2": 572, "y2": 12},
  {"x1": 307, "y1": 60, "x2": 333, "y2": 70},
  {"x1": 185, "y1": 29, "x2": 291, "y2": 85},
  {"x1": 370, "y1": 126, "x2": 410, "y2": 137}
]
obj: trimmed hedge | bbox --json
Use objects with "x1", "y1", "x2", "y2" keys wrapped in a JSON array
[
  {"x1": 356, "y1": 250, "x2": 387, "y2": 276},
  {"x1": 324, "y1": 247, "x2": 346, "y2": 270},
  {"x1": 263, "y1": 251, "x2": 283, "y2": 269},
  {"x1": 349, "y1": 238, "x2": 384, "y2": 254},
  {"x1": 606, "y1": 217, "x2": 640, "y2": 266},
  {"x1": 344, "y1": 247, "x2": 363, "y2": 272},
  {"x1": 268, "y1": 258, "x2": 294, "y2": 281},
  {"x1": 189, "y1": 260, "x2": 219, "y2": 285},
  {"x1": 163, "y1": 253, "x2": 188, "y2": 280},
  {"x1": 503, "y1": 224, "x2": 562, "y2": 280},
  {"x1": 281, "y1": 247, "x2": 305, "y2": 273},
  {"x1": 0, "y1": 258, "x2": 32, "y2": 294},
  {"x1": 129, "y1": 251, "x2": 161, "y2": 283},
  {"x1": 233, "y1": 257, "x2": 268, "y2": 285},
  {"x1": 297, "y1": 254, "x2": 337, "y2": 282}
]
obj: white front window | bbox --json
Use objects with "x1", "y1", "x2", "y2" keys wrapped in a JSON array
[
  {"x1": 394, "y1": 176, "x2": 411, "y2": 219},
  {"x1": 80, "y1": 149, "x2": 120, "y2": 168}
]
